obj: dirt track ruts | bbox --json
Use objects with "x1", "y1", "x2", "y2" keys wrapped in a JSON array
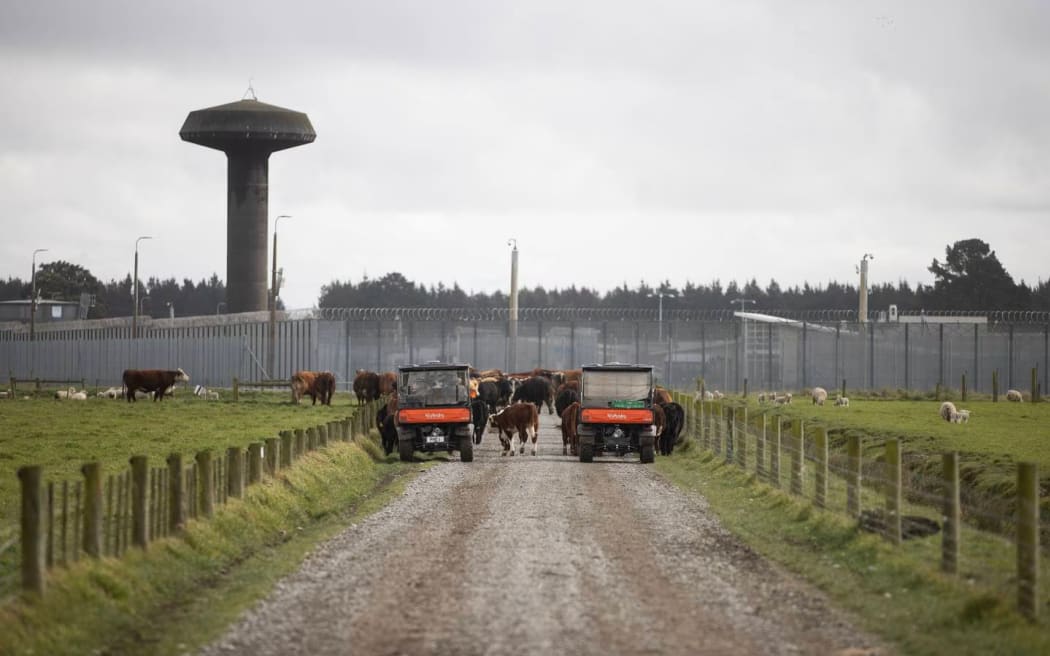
[{"x1": 200, "y1": 411, "x2": 884, "y2": 655}]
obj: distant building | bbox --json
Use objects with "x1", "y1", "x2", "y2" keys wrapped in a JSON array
[{"x1": 0, "y1": 299, "x2": 81, "y2": 323}]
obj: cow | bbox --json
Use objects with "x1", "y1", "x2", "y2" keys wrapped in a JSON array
[
  {"x1": 556, "y1": 380, "x2": 580, "y2": 393},
  {"x1": 489, "y1": 402, "x2": 539, "y2": 456},
  {"x1": 291, "y1": 370, "x2": 335, "y2": 406},
  {"x1": 378, "y1": 371, "x2": 397, "y2": 396},
  {"x1": 476, "y1": 380, "x2": 500, "y2": 414},
  {"x1": 512, "y1": 376, "x2": 555, "y2": 415},
  {"x1": 560, "y1": 401, "x2": 580, "y2": 455},
  {"x1": 470, "y1": 398, "x2": 490, "y2": 445},
  {"x1": 122, "y1": 368, "x2": 189, "y2": 402},
  {"x1": 659, "y1": 402, "x2": 685, "y2": 456},
  {"x1": 652, "y1": 403, "x2": 666, "y2": 445},
  {"x1": 653, "y1": 387, "x2": 673, "y2": 406},
  {"x1": 553, "y1": 369, "x2": 582, "y2": 389},
  {"x1": 352, "y1": 370, "x2": 381, "y2": 404},
  {"x1": 554, "y1": 387, "x2": 579, "y2": 422},
  {"x1": 495, "y1": 378, "x2": 515, "y2": 408}
]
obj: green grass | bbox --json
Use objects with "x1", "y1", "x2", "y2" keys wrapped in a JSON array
[
  {"x1": 655, "y1": 446, "x2": 1050, "y2": 655},
  {"x1": 0, "y1": 437, "x2": 426, "y2": 656}
]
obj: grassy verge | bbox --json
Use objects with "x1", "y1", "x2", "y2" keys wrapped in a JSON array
[
  {"x1": 0, "y1": 438, "x2": 426, "y2": 656},
  {"x1": 655, "y1": 445, "x2": 1050, "y2": 655}
]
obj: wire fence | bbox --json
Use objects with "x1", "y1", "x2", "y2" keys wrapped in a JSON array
[
  {"x1": 671, "y1": 390, "x2": 1048, "y2": 622},
  {"x1": 8, "y1": 400, "x2": 383, "y2": 599}
]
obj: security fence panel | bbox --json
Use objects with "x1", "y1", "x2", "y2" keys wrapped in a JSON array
[
  {"x1": 602, "y1": 321, "x2": 638, "y2": 368},
  {"x1": 538, "y1": 322, "x2": 574, "y2": 371}
]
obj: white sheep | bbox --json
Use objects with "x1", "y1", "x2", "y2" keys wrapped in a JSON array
[
  {"x1": 939, "y1": 401, "x2": 957, "y2": 422},
  {"x1": 1006, "y1": 389, "x2": 1024, "y2": 402},
  {"x1": 55, "y1": 388, "x2": 72, "y2": 399},
  {"x1": 783, "y1": 392, "x2": 793, "y2": 404},
  {"x1": 712, "y1": 390, "x2": 725, "y2": 400},
  {"x1": 758, "y1": 392, "x2": 767, "y2": 403},
  {"x1": 812, "y1": 387, "x2": 828, "y2": 406},
  {"x1": 97, "y1": 386, "x2": 121, "y2": 399},
  {"x1": 951, "y1": 408, "x2": 971, "y2": 423},
  {"x1": 834, "y1": 396, "x2": 850, "y2": 407},
  {"x1": 69, "y1": 391, "x2": 87, "y2": 401}
]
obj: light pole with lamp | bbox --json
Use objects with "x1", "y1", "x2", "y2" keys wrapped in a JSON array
[
  {"x1": 132, "y1": 236, "x2": 152, "y2": 338},
  {"x1": 269, "y1": 214, "x2": 291, "y2": 379},
  {"x1": 507, "y1": 239, "x2": 519, "y2": 372},
  {"x1": 649, "y1": 291, "x2": 666, "y2": 341},
  {"x1": 29, "y1": 248, "x2": 48, "y2": 341}
]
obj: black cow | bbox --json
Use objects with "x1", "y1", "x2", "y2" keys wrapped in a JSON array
[
  {"x1": 512, "y1": 376, "x2": 555, "y2": 415},
  {"x1": 470, "y1": 398, "x2": 490, "y2": 445},
  {"x1": 376, "y1": 404, "x2": 399, "y2": 456},
  {"x1": 554, "y1": 387, "x2": 579, "y2": 421},
  {"x1": 495, "y1": 378, "x2": 514, "y2": 408},
  {"x1": 659, "y1": 402, "x2": 685, "y2": 456},
  {"x1": 477, "y1": 381, "x2": 500, "y2": 414}
]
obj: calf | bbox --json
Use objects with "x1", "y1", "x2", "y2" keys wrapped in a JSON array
[
  {"x1": 489, "y1": 403, "x2": 539, "y2": 456},
  {"x1": 122, "y1": 368, "x2": 189, "y2": 402},
  {"x1": 376, "y1": 395, "x2": 399, "y2": 455},
  {"x1": 659, "y1": 402, "x2": 685, "y2": 456},
  {"x1": 512, "y1": 376, "x2": 555, "y2": 415},
  {"x1": 560, "y1": 401, "x2": 580, "y2": 455}
]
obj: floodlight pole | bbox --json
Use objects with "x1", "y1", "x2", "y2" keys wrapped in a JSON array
[
  {"x1": 859, "y1": 253, "x2": 874, "y2": 322},
  {"x1": 508, "y1": 239, "x2": 519, "y2": 372},
  {"x1": 269, "y1": 215, "x2": 291, "y2": 379},
  {"x1": 732, "y1": 297, "x2": 757, "y2": 390},
  {"x1": 132, "y1": 236, "x2": 152, "y2": 338},
  {"x1": 29, "y1": 248, "x2": 48, "y2": 341}
]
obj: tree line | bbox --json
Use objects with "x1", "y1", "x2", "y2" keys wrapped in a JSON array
[{"x1": 2, "y1": 239, "x2": 1048, "y2": 319}]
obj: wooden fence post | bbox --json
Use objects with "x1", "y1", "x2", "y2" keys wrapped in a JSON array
[
  {"x1": 961, "y1": 373, "x2": 967, "y2": 402},
  {"x1": 46, "y1": 482, "x2": 54, "y2": 570},
  {"x1": 18, "y1": 466, "x2": 45, "y2": 594},
  {"x1": 167, "y1": 454, "x2": 184, "y2": 533},
  {"x1": 227, "y1": 447, "x2": 243, "y2": 499},
  {"x1": 1017, "y1": 462, "x2": 1039, "y2": 621},
  {"x1": 81, "y1": 464, "x2": 102, "y2": 558},
  {"x1": 756, "y1": 414, "x2": 766, "y2": 480},
  {"x1": 724, "y1": 406, "x2": 735, "y2": 464},
  {"x1": 790, "y1": 419, "x2": 804, "y2": 496},
  {"x1": 841, "y1": 378, "x2": 846, "y2": 401},
  {"x1": 713, "y1": 403, "x2": 723, "y2": 455},
  {"x1": 294, "y1": 429, "x2": 306, "y2": 459},
  {"x1": 992, "y1": 369, "x2": 999, "y2": 402},
  {"x1": 735, "y1": 407, "x2": 747, "y2": 469},
  {"x1": 815, "y1": 427, "x2": 828, "y2": 509},
  {"x1": 847, "y1": 435, "x2": 861, "y2": 517},
  {"x1": 942, "y1": 452, "x2": 960, "y2": 574},
  {"x1": 885, "y1": 439, "x2": 902, "y2": 545},
  {"x1": 770, "y1": 416, "x2": 781, "y2": 488},
  {"x1": 280, "y1": 431, "x2": 293, "y2": 468},
  {"x1": 248, "y1": 443, "x2": 263, "y2": 485},
  {"x1": 265, "y1": 437, "x2": 279, "y2": 474},
  {"x1": 130, "y1": 455, "x2": 149, "y2": 549},
  {"x1": 307, "y1": 426, "x2": 317, "y2": 451},
  {"x1": 196, "y1": 451, "x2": 214, "y2": 518},
  {"x1": 1032, "y1": 368, "x2": 1039, "y2": 403},
  {"x1": 232, "y1": 377, "x2": 240, "y2": 403},
  {"x1": 60, "y1": 481, "x2": 68, "y2": 567}
]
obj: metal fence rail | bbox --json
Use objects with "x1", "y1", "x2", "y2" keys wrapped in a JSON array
[{"x1": 2, "y1": 309, "x2": 1047, "y2": 393}]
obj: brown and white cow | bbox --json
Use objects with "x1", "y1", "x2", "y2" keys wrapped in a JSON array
[
  {"x1": 560, "y1": 401, "x2": 580, "y2": 456},
  {"x1": 122, "y1": 368, "x2": 189, "y2": 402},
  {"x1": 291, "y1": 370, "x2": 335, "y2": 405},
  {"x1": 489, "y1": 402, "x2": 539, "y2": 456}
]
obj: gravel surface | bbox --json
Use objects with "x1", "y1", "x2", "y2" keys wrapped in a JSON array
[{"x1": 200, "y1": 411, "x2": 884, "y2": 656}]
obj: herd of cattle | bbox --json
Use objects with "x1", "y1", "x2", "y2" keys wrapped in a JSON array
[{"x1": 355, "y1": 367, "x2": 687, "y2": 460}]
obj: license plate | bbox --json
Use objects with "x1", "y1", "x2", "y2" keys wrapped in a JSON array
[{"x1": 426, "y1": 435, "x2": 444, "y2": 444}]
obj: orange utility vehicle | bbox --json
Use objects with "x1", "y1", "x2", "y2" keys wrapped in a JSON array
[
  {"x1": 575, "y1": 363, "x2": 657, "y2": 463},
  {"x1": 396, "y1": 362, "x2": 475, "y2": 462}
]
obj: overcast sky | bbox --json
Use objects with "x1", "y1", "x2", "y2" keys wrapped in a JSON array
[{"x1": 2, "y1": 1, "x2": 1047, "y2": 311}]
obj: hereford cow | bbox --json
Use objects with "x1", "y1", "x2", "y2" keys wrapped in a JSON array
[
  {"x1": 291, "y1": 370, "x2": 335, "y2": 406},
  {"x1": 122, "y1": 368, "x2": 190, "y2": 402},
  {"x1": 659, "y1": 402, "x2": 685, "y2": 456},
  {"x1": 352, "y1": 370, "x2": 381, "y2": 404},
  {"x1": 470, "y1": 398, "x2": 490, "y2": 445},
  {"x1": 378, "y1": 371, "x2": 397, "y2": 395},
  {"x1": 512, "y1": 376, "x2": 555, "y2": 415},
  {"x1": 560, "y1": 401, "x2": 580, "y2": 455},
  {"x1": 489, "y1": 403, "x2": 539, "y2": 456},
  {"x1": 653, "y1": 387, "x2": 673, "y2": 406}
]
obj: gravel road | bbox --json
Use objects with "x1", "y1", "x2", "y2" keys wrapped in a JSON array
[{"x1": 201, "y1": 411, "x2": 883, "y2": 656}]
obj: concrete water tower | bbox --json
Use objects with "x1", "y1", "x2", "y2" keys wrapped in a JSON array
[{"x1": 180, "y1": 96, "x2": 316, "y2": 313}]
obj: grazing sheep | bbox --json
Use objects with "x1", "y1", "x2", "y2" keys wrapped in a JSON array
[
  {"x1": 712, "y1": 390, "x2": 725, "y2": 400},
  {"x1": 939, "y1": 401, "x2": 957, "y2": 422},
  {"x1": 783, "y1": 392, "x2": 792, "y2": 404},
  {"x1": 758, "y1": 392, "x2": 767, "y2": 403},
  {"x1": 834, "y1": 396, "x2": 850, "y2": 407},
  {"x1": 951, "y1": 408, "x2": 971, "y2": 423},
  {"x1": 1006, "y1": 389, "x2": 1024, "y2": 402},
  {"x1": 69, "y1": 391, "x2": 87, "y2": 401},
  {"x1": 0, "y1": 391, "x2": 8, "y2": 399},
  {"x1": 97, "y1": 386, "x2": 121, "y2": 399},
  {"x1": 812, "y1": 387, "x2": 828, "y2": 405},
  {"x1": 55, "y1": 388, "x2": 73, "y2": 399}
]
